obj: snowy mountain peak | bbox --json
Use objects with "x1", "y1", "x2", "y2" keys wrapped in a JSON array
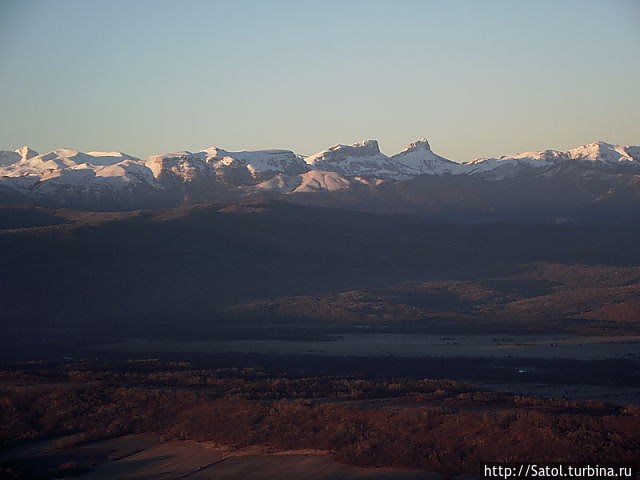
[
  {"x1": 200, "y1": 146, "x2": 308, "y2": 178},
  {"x1": 567, "y1": 141, "x2": 639, "y2": 164},
  {"x1": 401, "y1": 138, "x2": 432, "y2": 153},
  {"x1": 1, "y1": 139, "x2": 639, "y2": 209},
  {"x1": 459, "y1": 141, "x2": 640, "y2": 180},
  {"x1": 351, "y1": 139, "x2": 381, "y2": 153},
  {"x1": 390, "y1": 139, "x2": 458, "y2": 176},
  {"x1": 303, "y1": 139, "x2": 457, "y2": 179},
  {"x1": 304, "y1": 139, "x2": 391, "y2": 177},
  {"x1": 306, "y1": 140, "x2": 381, "y2": 166},
  {"x1": 16, "y1": 145, "x2": 38, "y2": 160}
]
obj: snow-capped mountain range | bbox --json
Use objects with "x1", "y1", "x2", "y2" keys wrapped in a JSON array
[{"x1": 1, "y1": 138, "x2": 639, "y2": 211}]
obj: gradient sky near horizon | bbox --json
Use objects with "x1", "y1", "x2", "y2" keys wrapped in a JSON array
[{"x1": 1, "y1": 0, "x2": 639, "y2": 162}]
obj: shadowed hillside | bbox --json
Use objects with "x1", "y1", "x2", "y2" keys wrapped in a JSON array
[{"x1": 2, "y1": 200, "x2": 640, "y2": 353}]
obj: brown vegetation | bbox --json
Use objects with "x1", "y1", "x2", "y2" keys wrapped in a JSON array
[
  {"x1": 223, "y1": 263, "x2": 640, "y2": 335},
  {"x1": 1, "y1": 362, "x2": 639, "y2": 476}
]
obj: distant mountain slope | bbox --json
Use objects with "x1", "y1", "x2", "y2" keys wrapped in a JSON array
[
  {"x1": 1, "y1": 139, "x2": 639, "y2": 218},
  {"x1": 460, "y1": 141, "x2": 640, "y2": 179}
]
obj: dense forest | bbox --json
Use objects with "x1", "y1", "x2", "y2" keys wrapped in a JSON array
[{"x1": 1, "y1": 361, "x2": 639, "y2": 478}]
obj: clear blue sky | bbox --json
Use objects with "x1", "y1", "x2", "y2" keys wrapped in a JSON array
[{"x1": 1, "y1": 0, "x2": 639, "y2": 162}]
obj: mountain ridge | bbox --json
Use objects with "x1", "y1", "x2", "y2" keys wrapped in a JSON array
[{"x1": 1, "y1": 139, "x2": 639, "y2": 215}]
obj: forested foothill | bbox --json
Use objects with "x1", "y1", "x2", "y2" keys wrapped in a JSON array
[{"x1": 1, "y1": 360, "x2": 639, "y2": 478}]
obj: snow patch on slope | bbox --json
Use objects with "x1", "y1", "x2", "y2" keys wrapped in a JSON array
[{"x1": 292, "y1": 170, "x2": 353, "y2": 193}]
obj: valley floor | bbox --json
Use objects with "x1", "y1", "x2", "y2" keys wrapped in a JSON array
[{"x1": 0, "y1": 435, "x2": 438, "y2": 480}]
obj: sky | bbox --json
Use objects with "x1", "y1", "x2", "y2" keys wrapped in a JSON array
[{"x1": 0, "y1": 0, "x2": 639, "y2": 162}]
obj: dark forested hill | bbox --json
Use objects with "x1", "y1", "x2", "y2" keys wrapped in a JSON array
[{"x1": 2, "y1": 199, "x2": 640, "y2": 353}]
